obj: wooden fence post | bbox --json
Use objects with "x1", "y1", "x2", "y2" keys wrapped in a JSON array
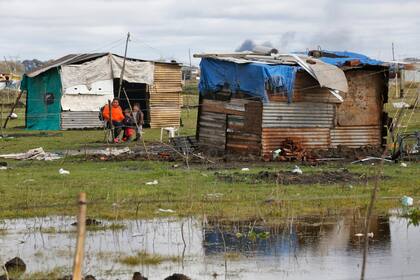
[{"x1": 72, "y1": 192, "x2": 87, "y2": 280}]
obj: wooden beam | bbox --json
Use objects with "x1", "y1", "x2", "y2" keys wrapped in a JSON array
[
  {"x1": 3, "y1": 90, "x2": 23, "y2": 129},
  {"x1": 72, "y1": 193, "x2": 87, "y2": 280}
]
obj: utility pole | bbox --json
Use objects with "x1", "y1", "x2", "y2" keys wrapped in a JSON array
[
  {"x1": 392, "y1": 43, "x2": 400, "y2": 98},
  {"x1": 392, "y1": 42, "x2": 395, "y2": 61},
  {"x1": 117, "y1": 32, "x2": 131, "y2": 99}
]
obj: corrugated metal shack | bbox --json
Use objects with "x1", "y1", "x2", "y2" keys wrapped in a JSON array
[
  {"x1": 21, "y1": 53, "x2": 182, "y2": 130},
  {"x1": 194, "y1": 50, "x2": 389, "y2": 158}
]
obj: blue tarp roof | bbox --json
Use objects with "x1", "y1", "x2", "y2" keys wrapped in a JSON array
[
  {"x1": 308, "y1": 50, "x2": 384, "y2": 67},
  {"x1": 199, "y1": 58, "x2": 297, "y2": 103},
  {"x1": 198, "y1": 51, "x2": 384, "y2": 103}
]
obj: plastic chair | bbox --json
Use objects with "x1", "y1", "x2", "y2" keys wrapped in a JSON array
[{"x1": 160, "y1": 127, "x2": 179, "y2": 142}]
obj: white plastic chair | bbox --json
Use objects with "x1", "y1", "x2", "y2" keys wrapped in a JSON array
[{"x1": 160, "y1": 127, "x2": 179, "y2": 142}]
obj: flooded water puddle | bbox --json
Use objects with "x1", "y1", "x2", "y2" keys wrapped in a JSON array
[{"x1": 0, "y1": 213, "x2": 419, "y2": 279}]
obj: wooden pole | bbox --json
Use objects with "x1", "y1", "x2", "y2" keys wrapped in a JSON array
[
  {"x1": 117, "y1": 32, "x2": 130, "y2": 99},
  {"x1": 122, "y1": 88, "x2": 139, "y2": 130},
  {"x1": 108, "y1": 100, "x2": 114, "y2": 142},
  {"x1": 0, "y1": 91, "x2": 4, "y2": 137},
  {"x1": 400, "y1": 68, "x2": 405, "y2": 98},
  {"x1": 395, "y1": 63, "x2": 399, "y2": 98},
  {"x1": 391, "y1": 42, "x2": 395, "y2": 61},
  {"x1": 3, "y1": 90, "x2": 23, "y2": 128},
  {"x1": 360, "y1": 150, "x2": 386, "y2": 280},
  {"x1": 72, "y1": 192, "x2": 87, "y2": 280}
]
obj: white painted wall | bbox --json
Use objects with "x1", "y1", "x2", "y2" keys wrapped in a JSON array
[{"x1": 61, "y1": 79, "x2": 114, "y2": 111}]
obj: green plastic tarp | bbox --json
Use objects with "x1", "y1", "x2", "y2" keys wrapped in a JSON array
[{"x1": 21, "y1": 68, "x2": 62, "y2": 130}]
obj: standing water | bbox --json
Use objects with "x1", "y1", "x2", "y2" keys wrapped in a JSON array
[{"x1": 0, "y1": 213, "x2": 419, "y2": 279}]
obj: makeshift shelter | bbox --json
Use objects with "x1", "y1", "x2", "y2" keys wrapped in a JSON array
[
  {"x1": 21, "y1": 53, "x2": 182, "y2": 130},
  {"x1": 195, "y1": 50, "x2": 389, "y2": 158}
]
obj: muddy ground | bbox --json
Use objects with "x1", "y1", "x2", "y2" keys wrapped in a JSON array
[
  {"x1": 82, "y1": 141, "x2": 387, "y2": 165},
  {"x1": 215, "y1": 169, "x2": 379, "y2": 185}
]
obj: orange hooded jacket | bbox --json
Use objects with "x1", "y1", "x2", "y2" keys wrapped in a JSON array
[{"x1": 102, "y1": 104, "x2": 124, "y2": 122}]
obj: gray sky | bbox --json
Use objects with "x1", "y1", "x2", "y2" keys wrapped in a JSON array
[{"x1": 1, "y1": 0, "x2": 419, "y2": 65}]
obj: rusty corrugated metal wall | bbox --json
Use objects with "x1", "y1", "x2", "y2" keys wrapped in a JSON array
[
  {"x1": 331, "y1": 126, "x2": 382, "y2": 147},
  {"x1": 261, "y1": 102, "x2": 334, "y2": 156},
  {"x1": 198, "y1": 68, "x2": 387, "y2": 158},
  {"x1": 262, "y1": 128, "x2": 331, "y2": 156},
  {"x1": 331, "y1": 70, "x2": 385, "y2": 147},
  {"x1": 261, "y1": 69, "x2": 386, "y2": 157},
  {"x1": 149, "y1": 63, "x2": 182, "y2": 128},
  {"x1": 262, "y1": 102, "x2": 335, "y2": 128}
]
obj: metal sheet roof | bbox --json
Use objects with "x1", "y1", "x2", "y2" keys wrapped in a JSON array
[
  {"x1": 26, "y1": 52, "x2": 181, "y2": 78},
  {"x1": 26, "y1": 53, "x2": 108, "y2": 77}
]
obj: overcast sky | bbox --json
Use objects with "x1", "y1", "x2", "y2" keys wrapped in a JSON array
[{"x1": 1, "y1": 0, "x2": 419, "y2": 65}]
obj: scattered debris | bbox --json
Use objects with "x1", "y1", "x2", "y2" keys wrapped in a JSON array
[
  {"x1": 401, "y1": 162, "x2": 408, "y2": 167},
  {"x1": 354, "y1": 232, "x2": 374, "y2": 238},
  {"x1": 392, "y1": 102, "x2": 411, "y2": 109},
  {"x1": 0, "y1": 147, "x2": 61, "y2": 161},
  {"x1": 9, "y1": 113, "x2": 18, "y2": 119},
  {"x1": 241, "y1": 167, "x2": 250, "y2": 171},
  {"x1": 401, "y1": 196, "x2": 414, "y2": 207},
  {"x1": 272, "y1": 149, "x2": 282, "y2": 160},
  {"x1": 271, "y1": 139, "x2": 309, "y2": 161},
  {"x1": 132, "y1": 272, "x2": 148, "y2": 280},
  {"x1": 158, "y1": 208, "x2": 175, "y2": 213},
  {"x1": 59, "y1": 168, "x2": 70, "y2": 175},
  {"x1": 100, "y1": 147, "x2": 131, "y2": 156},
  {"x1": 291, "y1": 165, "x2": 303, "y2": 174},
  {"x1": 351, "y1": 157, "x2": 393, "y2": 164},
  {"x1": 145, "y1": 180, "x2": 158, "y2": 185},
  {"x1": 0, "y1": 166, "x2": 7, "y2": 170},
  {"x1": 164, "y1": 273, "x2": 191, "y2": 280}
]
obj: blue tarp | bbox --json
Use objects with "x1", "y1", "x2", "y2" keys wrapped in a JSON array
[
  {"x1": 199, "y1": 58, "x2": 297, "y2": 103},
  {"x1": 312, "y1": 51, "x2": 384, "y2": 67}
]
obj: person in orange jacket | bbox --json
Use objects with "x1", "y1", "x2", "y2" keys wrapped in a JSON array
[{"x1": 102, "y1": 98, "x2": 125, "y2": 143}]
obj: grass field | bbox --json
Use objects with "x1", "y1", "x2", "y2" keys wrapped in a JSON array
[
  {"x1": 0, "y1": 157, "x2": 419, "y2": 221},
  {"x1": 0, "y1": 88, "x2": 419, "y2": 222}
]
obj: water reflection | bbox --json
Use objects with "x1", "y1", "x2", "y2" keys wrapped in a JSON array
[
  {"x1": 204, "y1": 214, "x2": 392, "y2": 257},
  {"x1": 0, "y1": 213, "x2": 418, "y2": 280}
]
